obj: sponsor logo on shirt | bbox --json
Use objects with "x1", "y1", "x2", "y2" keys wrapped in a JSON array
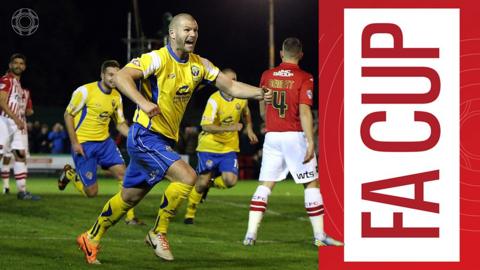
[{"x1": 273, "y1": 69, "x2": 294, "y2": 77}]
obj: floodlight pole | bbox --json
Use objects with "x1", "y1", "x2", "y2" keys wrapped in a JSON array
[
  {"x1": 127, "y1": 12, "x2": 132, "y2": 62},
  {"x1": 268, "y1": 0, "x2": 275, "y2": 69}
]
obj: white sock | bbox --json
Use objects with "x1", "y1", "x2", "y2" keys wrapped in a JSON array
[
  {"x1": 246, "y1": 185, "x2": 271, "y2": 238},
  {"x1": 2, "y1": 165, "x2": 10, "y2": 189},
  {"x1": 14, "y1": 161, "x2": 27, "y2": 193},
  {"x1": 305, "y1": 187, "x2": 325, "y2": 239}
]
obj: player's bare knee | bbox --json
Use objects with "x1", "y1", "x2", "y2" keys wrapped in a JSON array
[
  {"x1": 195, "y1": 183, "x2": 208, "y2": 193},
  {"x1": 121, "y1": 188, "x2": 146, "y2": 206},
  {"x1": 13, "y1": 150, "x2": 26, "y2": 161},
  {"x1": 116, "y1": 171, "x2": 125, "y2": 181},
  {"x1": 196, "y1": 174, "x2": 211, "y2": 191},
  {"x1": 304, "y1": 179, "x2": 319, "y2": 189},
  {"x1": 223, "y1": 175, "x2": 238, "y2": 188},
  {"x1": 85, "y1": 185, "x2": 98, "y2": 197},
  {"x1": 85, "y1": 190, "x2": 98, "y2": 198},
  {"x1": 182, "y1": 172, "x2": 197, "y2": 186}
]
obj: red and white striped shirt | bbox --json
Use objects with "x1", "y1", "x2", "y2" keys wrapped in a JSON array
[{"x1": 0, "y1": 73, "x2": 32, "y2": 122}]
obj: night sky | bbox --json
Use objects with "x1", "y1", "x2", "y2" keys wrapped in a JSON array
[{"x1": 0, "y1": 0, "x2": 318, "y2": 126}]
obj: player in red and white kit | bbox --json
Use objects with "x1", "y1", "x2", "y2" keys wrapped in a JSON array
[
  {"x1": 243, "y1": 38, "x2": 342, "y2": 246},
  {"x1": 0, "y1": 53, "x2": 39, "y2": 200}
]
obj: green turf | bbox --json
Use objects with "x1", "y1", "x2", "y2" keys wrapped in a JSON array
[{"x1": 0, "y1": 178, "x2": 318, "y2": 270}]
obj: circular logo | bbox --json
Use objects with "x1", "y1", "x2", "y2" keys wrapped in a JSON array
[{"x1": 11, "y1": 8, "x2": 39, "y2": 36}]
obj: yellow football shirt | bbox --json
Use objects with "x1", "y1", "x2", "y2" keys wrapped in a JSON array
[
  {"x1": 125, "y1": 44, "x2": 220, "y2": 141},
  {"x1": 66, "y1": 81, "x2": 125, "y2": 143},
  {"x1": 196, "y1": 91, "x2": 247, "y2": 153}
]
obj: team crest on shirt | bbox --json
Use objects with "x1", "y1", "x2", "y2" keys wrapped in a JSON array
[
  {"x1": 165, "y1": 145, "x2": 174, "y2": 152},
  {"x1": 0, "y1": 83, "x2": 5, "y2": 90},
  {"x1": 306, "y1": 89, "x2": 313, "y2": 100},
  {"x1": 85, "y1": 171, "x2": 93, "y2": 180},
  {"x1": 168, "y1": 73, "x2": 176, "y2": 79},
  {"x1": 235, "y1": 103, "x2": 241, "y2": 110},
  {"x1": 191, "y1": 65, "x2": 201, "y2": 82},
  {"x1": 111, "y1": 99, "x2": 116, "y2": 108},
  {"x1": 191, "y1": 65, "x2": 200, "y2": 77},
  {"x1": 206, "y1": 159, "x2": 213, "y2": 168}
]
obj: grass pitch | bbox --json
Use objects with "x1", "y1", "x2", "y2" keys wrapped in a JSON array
[{"x1": 0, "y1": 177, "x2": 318, "y2": 270}]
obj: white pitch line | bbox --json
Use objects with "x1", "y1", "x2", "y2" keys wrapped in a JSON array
[{"x1": 208, "y1": 199, "x2": 309, "y2": 222}]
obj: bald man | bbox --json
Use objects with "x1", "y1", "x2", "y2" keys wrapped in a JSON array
[{"x1": 76, "y1": 13, "x2": 272, "y2": 264}]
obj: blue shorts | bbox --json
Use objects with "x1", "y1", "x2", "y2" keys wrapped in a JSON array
[
  {"x1": 196, "y1": 151, "x2": 238, "y2": 176},
  {"x1": 123, "y1": 123, "x2": 181, "y2": 188},
  {"x1": 72, "y1": 138, "x2": 124, "y2": 187}
]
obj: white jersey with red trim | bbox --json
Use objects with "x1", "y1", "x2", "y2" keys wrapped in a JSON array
[{"x1": 0, "y1": 73, "x2": 31, "y2": 122}]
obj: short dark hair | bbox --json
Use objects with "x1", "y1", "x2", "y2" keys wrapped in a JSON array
[
  {"x1": 222, "y1": 68, "x2": 236, "y2": 75},
  {"x1": 10, "y1": 53, "x2": 26, "y2": 63},
  {"x1": 101, "y1": 60, "x2": 120, "y2": 73},
  {"x1": 282, "y1": 37, "x2": 302, "y2": 57}
]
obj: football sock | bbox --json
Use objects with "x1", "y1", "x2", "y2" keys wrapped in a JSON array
[
  {"x1": 14, "y1": 161, "x2": 27, "y2": 192},
  {"x1": 87, "y1": 192, "x2": 133, "y2": 242},
  {"x1": 213, "y1": 176, "x2": 227, "y2": 189},
  {"x1": 117, "y1": 179, "x2": 136, "y2": 220},
  {"x1": 1, "y1": 164, "x2": 10, "y2": 189},
  {"x1": 153, "y1": 182, "x2": 192, "y2": 234},
  {"x1": 185, "y1": 186, "x2": 203, "y2": 219},
  {"x1": 67, "y1": 169, "x2": 86, "y2": 196},
  {"x1": 304, "y1": 187, "x2": 325, "y2": 239},
  {"x1": 246, "y1": 185, "x2": 271, "y2": 238}
]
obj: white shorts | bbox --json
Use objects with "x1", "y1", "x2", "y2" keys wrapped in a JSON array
[
  {"x1": 0, "y1": 116, "x2": 28, "y2": 156},
  {"x1": 259, "y1": 132, "x2": 318, "y2": 184}
]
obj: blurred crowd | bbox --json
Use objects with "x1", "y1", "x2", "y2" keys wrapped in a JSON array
[
  {"x1": 27, "y1": 110, "x2": 318, "y2": 180},
  {"x1": 27, "y1": 121, "x2": 69, "y2": 154}
]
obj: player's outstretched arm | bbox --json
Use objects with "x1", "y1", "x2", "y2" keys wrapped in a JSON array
[
  {"x1": 113, "y1": 67, "x2": 159, "y2": 118},
  {"x1": 215, "y1": 72, "x2": 272, "y2": 102},
  {"x1": 299, "y1": 104, "x2": 315, "y2": 164}
]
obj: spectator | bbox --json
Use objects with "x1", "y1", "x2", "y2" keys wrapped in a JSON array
[
  {"x1": 48, "y1": 123, "x2": 67, "y2": 154},
  {"x1": 36, "y1": 124, "x2": 50, "y2": 153},
  {"x1": 31, "y1": 120, "x2": 41, "y2": 152},
  {"x1": 239, "y1": 128, "x2": 259, "y2": 179},
  {"x1": 27, "y1": 121, "x2": 34, "y2": 152}
]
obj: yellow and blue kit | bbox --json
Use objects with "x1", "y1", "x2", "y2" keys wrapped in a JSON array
[
  {"x1": 66, "y1": 81, "x2": 126, "y2": 186},
  {"x1": 123, "y1": 44, "x2": 220, "y2": 187},
  {"x1": 196, "y1": 91, "x2": 247, "y2": 175}
]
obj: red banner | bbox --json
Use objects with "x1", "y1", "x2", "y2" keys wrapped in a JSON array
[{"x1": 319, "y1": 1, "x2": 480, "y2": 269}]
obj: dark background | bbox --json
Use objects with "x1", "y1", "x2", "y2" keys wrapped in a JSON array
[{"x1": 0, "y1": 0, "x2": 318, "y2": 127}]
